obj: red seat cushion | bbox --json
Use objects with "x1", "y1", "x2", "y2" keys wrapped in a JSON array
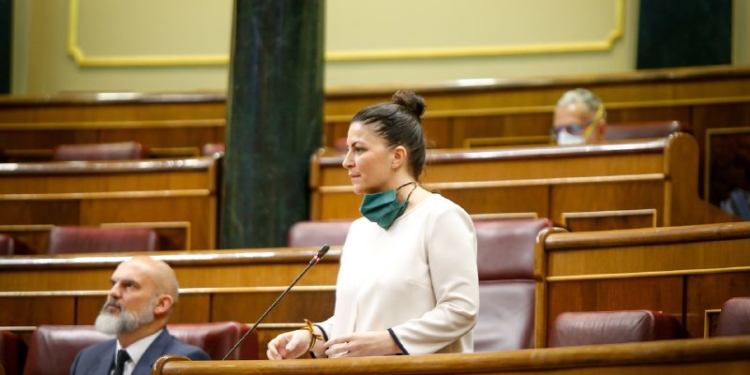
[
  {"x1": 287, "y1": 220, "x2": 352, "y2": 248},
  {"x1": 550, "y1": 310, "x2": 682, "y2": 347},
  {"x1": 716, "y1": 297, "x2": 750, "y2": 336},
  {"x1": 52, "y1": 142, "x2": 146, "y2": 161},
  {"x1": 473, "y1": 218, "x2": 553, "y2": 352},
  {"x1": 47, "y1": 226, "x2": 162, "y2": 255}
]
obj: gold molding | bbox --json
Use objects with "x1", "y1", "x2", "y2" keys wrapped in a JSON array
[
  {"x1": 704, "y1": 126, "x2": 750, "y2": 203},
  {"x1": 546, "y1": 265, "x2": 750, "y2": 282},
  {"x1": 67, "y1": 0, "x2": 625, "y2": 66},
  {"x1": 67, "y1": 0, "x2": 228, "y2": 67},
  {"x1": 328, "y1": 0, "x2": 626, "y2": 61}
]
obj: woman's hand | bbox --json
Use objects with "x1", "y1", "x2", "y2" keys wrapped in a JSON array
[
  {"x1": 324, "y1": 331, "x2": 402, "y2": 358},
  {"x1": 266, "y1": 329, "x2": 311, "y2": 360}
]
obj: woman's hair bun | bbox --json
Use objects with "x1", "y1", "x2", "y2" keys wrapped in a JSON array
[{"x1": 391, "y1": 90, "x2": 426, "y2": 119}]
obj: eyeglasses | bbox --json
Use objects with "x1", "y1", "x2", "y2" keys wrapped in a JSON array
[{"x1": 550, "y1": 104, "x2": 604, "y2": 139}]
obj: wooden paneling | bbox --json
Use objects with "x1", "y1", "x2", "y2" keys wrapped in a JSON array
[
  {"x1": 0, "y1": 248, "x2": 340, "y2": 360},
  {"x1": 0, "y1": 157, "x2": 219, "y2": 250},
  {"x1": 311, "y1": 134, "x2": 738, "y2": 229},
  {"x1": 534, "y1": 221, "x2": 750, "y2": 347}
]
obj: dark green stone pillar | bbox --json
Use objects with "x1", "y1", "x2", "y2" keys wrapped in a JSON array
[{"x1": 221, "y1": 0, "x2": 325, "y2": 248}]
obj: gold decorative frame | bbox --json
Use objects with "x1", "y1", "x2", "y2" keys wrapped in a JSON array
[
  {"x1": 67, "y1": 0, "x2": 625, "y2": 66},
  {"x1": 704, "y1": 308, "x2": 721, "y2": 338},
  {"x1": 703, "y1": 127, "x2": 750, "y2": 203}
]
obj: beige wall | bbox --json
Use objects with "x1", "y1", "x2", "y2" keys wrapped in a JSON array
[{"x1": 9, "y1": 0, "x2": 749, "y2": 95}]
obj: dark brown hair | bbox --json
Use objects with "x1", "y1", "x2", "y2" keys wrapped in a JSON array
[{"x1": 351, "y1": 90, "x2": 427, "y2": 178}]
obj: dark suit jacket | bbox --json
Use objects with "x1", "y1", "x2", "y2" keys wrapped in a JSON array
[{"x1": 70, "y1": 328, "x2": 210, "y2": 375}]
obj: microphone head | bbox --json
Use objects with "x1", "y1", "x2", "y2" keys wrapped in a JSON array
[{"x1": 317, "y1": 244, "x2": 330, "y2": 259}]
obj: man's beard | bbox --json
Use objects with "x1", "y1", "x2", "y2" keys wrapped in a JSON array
[{"x1": 95, "y1": 299, "x2": 156, "y2": 335}]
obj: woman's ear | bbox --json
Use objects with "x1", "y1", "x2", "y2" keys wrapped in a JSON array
[{"x1": 391, "y1": 145, "x2": 407, "y2": 169}]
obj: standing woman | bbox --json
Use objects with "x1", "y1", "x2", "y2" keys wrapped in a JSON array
[{"x1": 267, "y1": 90, "x2": 479, "y2": 358}]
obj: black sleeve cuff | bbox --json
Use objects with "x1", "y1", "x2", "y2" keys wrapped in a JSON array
[{"x1": 387, "y1": 328, "x2": 409, "y2": 355}]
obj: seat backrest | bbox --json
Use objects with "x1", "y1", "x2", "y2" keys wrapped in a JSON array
[
  {"x1": 472, "y1": 218, "x2": 553, "y2": 352},
  {"x1": 287, "y1": 220, "x2": 352, "y2": 247},
  {"x1": 23, "y1": 322, "x2": 256, "y2": 375},
  {"x1": 0, "y1": 331, "x2": 25, "y2": 375},
  {"x1": 167, "y1": 322, "x2": 257, "y2": 360},
  {"x1": 52, "y1": 141, "x2": 146, "y2": 161},
  {"x1": 0, "y1": 234, "x2": 28, "y2": 255},
  {"x1": 201, "y1": 143, "x2": 225, "y2": 156},
  {"x1": 715, "y1": 297, "x2": 750, "y2": 336},
  {"x1": 603, "y1": 121, "x2": 685, "y2": 140},
  {"x1": 23, "y1": 326, "x2": 111, "y2": 375},
  {"x1": 549, "y1": 310, "x2": 682, "y2": 347},
  {"x1": 47, "y1": 226, "x2": 162, "y2": 255}
]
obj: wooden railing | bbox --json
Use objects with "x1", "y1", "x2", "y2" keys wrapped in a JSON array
[
  {"x1": 153, "y1": 336, "x2": 750, "y2": 375},
  {"x1": 310, "y1": 133, "x2": 739, "y2": 228},
  {"x1": 533, "y1": 221, "x2": 750, "y2": 347}
]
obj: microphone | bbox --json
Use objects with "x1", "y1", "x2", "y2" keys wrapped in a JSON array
[{"x1": 221, "y1": 244, "x2": 331, "y2": 360}]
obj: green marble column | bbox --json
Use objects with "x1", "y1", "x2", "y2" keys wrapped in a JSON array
[{"x1": 221, "y1": 0, "x2": 325, "y2": 248}]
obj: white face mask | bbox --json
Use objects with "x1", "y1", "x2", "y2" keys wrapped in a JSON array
[{"x1": 556, "y1": 129, "x2": 586, "y2": 145}]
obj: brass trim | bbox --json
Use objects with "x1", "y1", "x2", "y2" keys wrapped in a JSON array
[
  {"x1": 0, "y1": 190, "x2": 212, "y2": 200},
  {"x1": 561, "y1": 208, "x2": 657, "y2": 228},
  {"x1": 0, "y1": 285, "x2": 336, "y2": 297},
  {"x1": 545, "y1": 265, "x2": 750, "y2": 282},
  {"x1": 705, "y1": 308, "x2": 722, "y2": 338}
]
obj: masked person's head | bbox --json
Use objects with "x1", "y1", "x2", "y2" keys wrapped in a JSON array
[
  {"x1": 552, "y1": 88, "x2": 607, "y2": 145},
  {"x1": 95, "y1": 256, "x2": 179, "y2": 335}
]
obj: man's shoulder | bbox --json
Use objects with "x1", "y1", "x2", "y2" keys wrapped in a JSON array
[
  {"x1": 77, "y1": 338, "x2": 116, "y2": 358},
  {"x1": 162, "y1": 332, "x2": 211, "y2": 359}
]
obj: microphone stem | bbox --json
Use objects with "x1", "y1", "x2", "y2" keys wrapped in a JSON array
[{"x1": 221, "y1": 248, "x2": 327, "y2": 360}]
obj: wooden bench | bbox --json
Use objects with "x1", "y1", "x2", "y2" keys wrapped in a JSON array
[
  {"x1": 0, "y1": 156, "x2": 220, "y2": 250},
  {"x1": 533, "y1": 221, "x2": 750, "y2": 347},
  {"x1": 310, "y1": 133, "x2": 738, "y2": 229},
  {"x1": 0, "y1": 247, "x2": 338, "y2": 360}
]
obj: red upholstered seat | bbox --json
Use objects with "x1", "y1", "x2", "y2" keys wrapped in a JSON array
[
  {"x1": 473, "y1": 218, "x2": 553, "y2": 352},
  {"x1": 549, "y1": 310, "x2": 682, "y2": 347},
  {"x1": 0, "y1": 331, "x2": 25, "y2": 375},
  {"x1": 47, "y1": 226, "x2": 163, "y2": 255},
  {"x1": 201, "y1": 143, "x2": 225, "y2": 156},
  {"x1": 715, "y1": 297, "x2": 750, "y2": 337},
  {"x1": 603, "y1": 121, "x2": 686, "y2": 140},
  {"x1": 52, "y1": 141, "x2": 146, "y2": 161},
  {"x1": 23, "y1": 322, "x2": 257, "y2": 375},
  {"x1": 287, "y1": 220, "x2": 352, "y2": 247},
  {"x1": 0, "y1": 234, "x2": 28, "y2": 255},
  {"x1": 22, "y1": 326, "x2": 110, "y2": 375}
]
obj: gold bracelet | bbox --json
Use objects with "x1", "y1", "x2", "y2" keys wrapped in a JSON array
[{"x1": 303, "y1": 319, "x2": 323, "y2": 351}]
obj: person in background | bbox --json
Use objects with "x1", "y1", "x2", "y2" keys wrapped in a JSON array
[
  {"x1": 71, "y1": 256, "x2": 209, "y2": 375},
  {"x1": 267, "y1": 90, "x2": 479, "y2": 359},
  {"x1": 552, "y1": 88, "x2": 607, "y2": 145}
]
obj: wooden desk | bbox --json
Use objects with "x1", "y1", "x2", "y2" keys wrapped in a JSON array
[
  {"x1": 0, "y1": 156, "x2": 220, "y2": 251},
  {"x1": 311, "y1": 133, "x2": 738, "y2": 228},
  {"x1": 533, "y1": 221, "x2": 750, "y2": 347},
  {"x1": 154, "y1": 336, "x2": 750, "y2": 375}
]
